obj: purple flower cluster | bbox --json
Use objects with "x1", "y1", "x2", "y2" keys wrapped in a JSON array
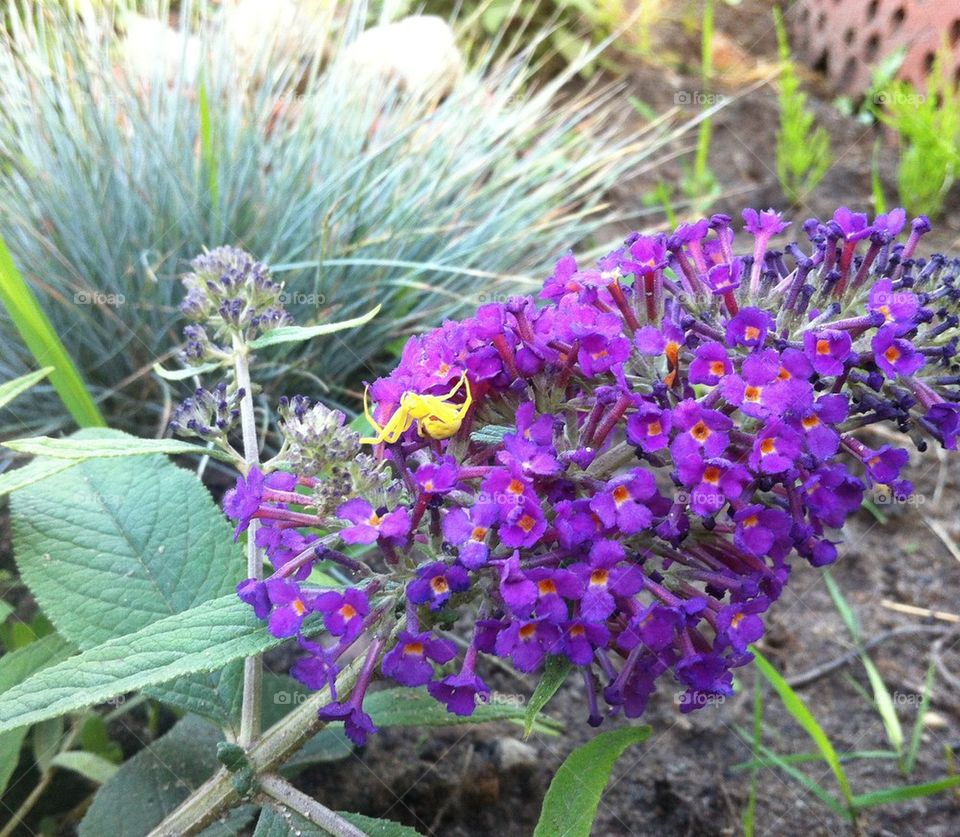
[{"x1": 231, "y1": 207, "x2": 960, "y2": 741}]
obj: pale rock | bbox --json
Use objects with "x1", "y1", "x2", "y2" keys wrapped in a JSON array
[
  {"x1": 493, "y1": 737, "x2": 538, "y2": 771},
  {"x1": 118, "y1": 14, "x2": 201, "y2": 87},
  {"x1": 338, "y1": 15, "x2": 464, "y2": 98}
]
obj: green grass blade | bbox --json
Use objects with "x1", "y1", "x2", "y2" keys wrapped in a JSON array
[
  {"x1": 198, "y1": 77, "x2": 218, "y2": 216},
  {"x1": 0, "y1": 235, "x2": 104, "y2": 427},
  {"x1": 750, "y1": 740, "x2": 851, "y2": 819},
  {"x1": 824, "y1": 572, "x2": 904, "y2": 755},
  {"x1": 733, "y1": 750, "x2": 899, "y2": 772},
  {"x1": 905, "y1": 661, "x2": 936, "y2": 776},
  {"x1": 752, "y1": 648, "x2": 854, "y2": 806},
  {"x1": 742, "y1": 673, "x2": 762, "y2": 837},
  {"x1": 823, "y1": 570, "x2": 860, "y2": 641},
  {"x1": 851, "y1": 775, "x2": 960, "y2": 809},
  {"x1": 0, "y1": 367, "x2": 53, "y2": 410}
]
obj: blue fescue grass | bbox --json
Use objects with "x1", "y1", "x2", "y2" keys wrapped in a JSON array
[{"x1": 0, "y1": 0, "x2": 698, "y2": 436}]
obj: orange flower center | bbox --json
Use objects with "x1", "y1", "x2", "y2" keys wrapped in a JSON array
[
  {"x1": 709, "y1": 360, "x2": 727, "y2": 376},
  {"x1": 760, "y1": 438, "x2": 777, "y2": 455},
  {"x1": 647, "y1": 420, "x2": 662, "y2": 436},
  {"x1": 471, "y1": 526, "x2": 488, "y2": 541},
  {"x1": 589, "y1": 569, "x2": 609, "y2": 587},
  {"x1": 612, "y1": 485, "x2": 631, "y2": 506},
  {"x1": 569, "y1": 624, "x2": 586, "y2": 638},
  {"x1": 403, "y1": 641, "x2": 425, "y2": 656},
  {"x1": 518, "y1": 514, "x2": 537, "y2": 533},
  {"x1": 802, "y1": 414, "x2": 820, "y2": 430},
  {"x1": 292, "y1": 599, "x2": 307, "y2": 616},
  {"x1": 742, "y1": 515, "x2": 759, "y2": 528},
  {"x1": 537, "y1": 579, "x2": 557, "y2": 595},
  {"x1": 339, "y1": 603, "x2": 358, "y2": 620},
  {"x1": 691, "y1": 420, "x2": 711, "y2": 442},
  {"x1": 703, "y1": 466, "x2": 721, "y2": 484},
  {"x1": 507, "y1": 479, "x2": 525, "y2": 495},
  {"x1": 816, "y1": 339, "x2": 832, "y2": 355},
  {"x1": 885, "y1": 345, "x2": 901, "y2": 363},
  {"x1": 519, "y1": 624, "x2": 537, "y2": 640},
  {"x1": 744, "y1": 385, "x2": 762, "y2": 402},
  {"x1": 430, "y1": 576, "x2": 450, "y2": 595},
  {"x1": 744, "y1": 325, "x2": 760, "y2": 341}
]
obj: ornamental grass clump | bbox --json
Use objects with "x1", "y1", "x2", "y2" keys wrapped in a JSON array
[
  {"x1": 0, "y1": 0, "x2": 692, "y2": 436},
  {"x1": 217, "y1": 206, "x2": 960, "y2": 741}
]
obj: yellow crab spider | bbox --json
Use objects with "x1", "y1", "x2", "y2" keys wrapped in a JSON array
[{"x1": 360, "y1": 372, "x2": 473, "y2": 445}]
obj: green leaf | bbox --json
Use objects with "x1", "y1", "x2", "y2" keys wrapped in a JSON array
[
  {"x1": 0, "y1": 726, "x2": 28, "y2": 797},
  {"x1": 533, "y1": 725, "x2": 651, "y2": 837},
  {"x1": 0, "y1": 457, "x2": 77, "y2": 499},
  {"x1": 851, "y1": 775, "x2": 960, "y2": 809},
  {"x1": 0, "y1": 366, "x2": 53, "y2": 410},
  {"x1": 78, "y1": 715, "x2": 122, "y2": 764},
  {"x1": 0, "y1": 232, "x2": 105, "y2": 428},
  {"x1": 51, "y1": 750, "x2": 119, "y2": 784},
  {"x1": 145, "y1": 663, "x2": 245, "y2": 734},
  {"x1": 364, "y1": 687, "x2": 563, "y2": 734},
  {"x1": 152, "y1": 361, "x2": 223, "y2": 381},
  {"x1": 3, "y1": 434, "x2": 234, "y2": 463},
  {"x1": 0, "y1": 595, "x2": 293, "y2": 733},
  {"x1": 11, "y1": 450, "x2": 242, "y2": 649},
  {"x1": 11, "y1": 445, "x2": 247, "y2": 724},
  {"x1": 524, "y1": 655, "x2": 571, "y2": 737},
  {"x1": 80, "y1": 715, "x2": 256, "y2": 837},
  {"x1": 0, "y1": 633, "x2": 75, "y2": 795},
  {"x1": 247, "y1": 305, "x2": 381, "y2": 349},
  {"x1": 470, "y1": 424, "x2": 513, "y2": 445},
  {"x1": 254, "y1": 804, "x2": 422, "y2": 837},
  {"x1": 752, "y1": 648, "x2": 854, "y2": 805},
  {"x1": 280, "y1": 727, "x2": 354, "y2": 775},
  {"x1": 32, "y1": 715, "x2": 64, "y2": 773},
  {"x1": 0, "y1": 632, "x2": 76, "y2": 693},
  {"x1": 905, "y1": 661, "x2": 936, "y2": 775}
]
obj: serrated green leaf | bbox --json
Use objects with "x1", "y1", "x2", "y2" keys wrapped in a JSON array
[
  {"x1": 0, "y1": 600, "x2": 13, "y2": 626},
  {"x1": 0, "y1": 456, "x2": 77, "y2": 498},
  {"x1": 3, "y1": 434, "x2": 234, "y2": 463},
  {"x1": 247, "y1": 305, "x2": 381, "y2": 349},
  {"x1": 752, "y1": 648, "x2": 854, "y2": 805},
  {"x1": 51, "y1": 750, "x2": 119, "y2": 784},
  {"x1": 80, "y1": 715, "x2": 256, "y2": 837},
  {"x1": 0, "y1": 632, "x2": 76, "y2": 693},
  {"x1": 254, "y1": 803, "x2": 422, "y2": 837},
  {"x1": 0, "y1": 595, "x2": 293, "y2": 733},
  {"x1": 10, "y1": 443, "x2": 249, "y2": 724},
  {"x1": 145, "y1": 663, "x2": 246, "y2": 734},
  {"x1": 524, "y1": 655, "x2": 571, "y2": 737},
  {"x1": 533, "y1": 725, "x2": 651, "y2": 837},
  {"x1": 11, "y1": 451, "x2": 242, "y2": 649},
  {"x1": 0, "y1": 367, "x2": 53, "y2": 410},
  {"x1": 364, "y1": 687, "x2": 563, "y2": 734}
]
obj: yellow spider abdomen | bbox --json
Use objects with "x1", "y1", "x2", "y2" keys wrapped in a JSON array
[{"x1": 360, "y1": 373, "x2": 472, "y2": 445}]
